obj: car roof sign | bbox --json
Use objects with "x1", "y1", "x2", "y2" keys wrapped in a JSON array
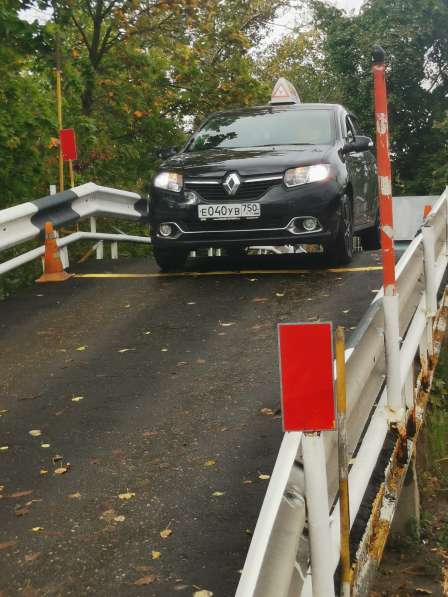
[{"x1": 270, "y1": 78, "x2": 301, "y2": 105}]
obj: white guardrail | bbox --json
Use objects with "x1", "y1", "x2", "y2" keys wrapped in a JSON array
[
  {"x1": 0, "y1": 183, "x2": 151, "y2": 274},
  {"x1": 236, "y1": 187, "x2": 448, "y2": 597}
]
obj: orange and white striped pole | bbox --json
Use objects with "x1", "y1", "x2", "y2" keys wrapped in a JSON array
[{"x1": 372, "y1": 45, "x2": 403, "y2": 416}]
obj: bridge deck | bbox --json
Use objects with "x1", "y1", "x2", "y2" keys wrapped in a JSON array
[{"x1": 0, "y1": 252, "x2": 382, "y2": 596}]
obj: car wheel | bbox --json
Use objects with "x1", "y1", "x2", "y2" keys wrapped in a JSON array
[
  {"x1": 153, "y1": 246, "x2": 188, "y2": 271},
  {"x1": 327, "y1": 195, "x2": 353, "y2": 265},
  {"x1": 359, "y1": 210, "x2": 381, "y2": 250}
]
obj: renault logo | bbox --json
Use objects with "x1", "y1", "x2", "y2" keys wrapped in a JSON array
[{"x1": 223, "y1": 172, "x2": 241, "y2": 196}]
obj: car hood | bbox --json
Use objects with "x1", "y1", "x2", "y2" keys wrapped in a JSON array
[{"x1": 162, "y1": 146, "x2": 333, "y2": 178}]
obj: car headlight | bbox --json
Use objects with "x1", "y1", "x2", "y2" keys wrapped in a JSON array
[
  {"x1": 284, "y1": 164, "x2": 330, "y2": 187},
  {"x1": 153, "y1": 171, "x2": 183, "y2": 193}
]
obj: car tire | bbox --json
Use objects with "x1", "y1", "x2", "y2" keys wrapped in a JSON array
[
  {"x1": 153, "y1": 246, "x2": 188, "y2": 271},
  {"x1": 359, "y1": 210, "x2": 381, "y2": 250},
  {"x1": 326, "y1": 195, "x2": 353, "y2": 265}
]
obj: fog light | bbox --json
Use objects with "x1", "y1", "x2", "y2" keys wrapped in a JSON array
[
  {"x1": 302, "y1": 217, "x2": 319, "y2": 232},
  {"x1": 159, "y1": 223, "x2": 173, "y2": 237}
]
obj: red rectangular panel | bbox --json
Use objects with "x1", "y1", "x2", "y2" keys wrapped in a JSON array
[
  {"x1": 278, "y1": 322, "x2": 335, "y2": 431},
  {"x1": 60, "y1": 128, "x2": 77, "y2": 161}
]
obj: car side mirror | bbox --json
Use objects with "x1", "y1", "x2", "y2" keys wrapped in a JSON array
[
  {"x1": 342, "y1": 135, "x2": 373, "y2": 155},
  {"x1": 157, "y1": 146, "x2": 178, "y2": 159}
]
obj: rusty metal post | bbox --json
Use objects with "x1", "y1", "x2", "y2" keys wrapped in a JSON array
[
  {"x1": 336, "y1": 327, "x2": 351, "y2": 597},
  {"x1": 372, "y1": 45, "x2": 403, "y2": 418}
]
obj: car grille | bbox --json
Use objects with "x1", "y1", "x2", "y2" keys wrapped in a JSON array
[
  {"x1": 185, "y1": 179, "x2": 278, "y2": 202},
  {"x1": 185, "y1": 216, "x2": 287, "y2": 232}
]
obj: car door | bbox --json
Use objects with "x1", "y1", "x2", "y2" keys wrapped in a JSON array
[
  {"x1": 350, "y1": 114, "x2": 378, "y2": 225},
  {"x1": 344, "y1": 115, "x2": 370, "y2": 228}
]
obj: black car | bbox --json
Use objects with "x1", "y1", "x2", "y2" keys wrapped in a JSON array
[{"x1": 150, "y1": 80, "x2": 379, "y2": 271}]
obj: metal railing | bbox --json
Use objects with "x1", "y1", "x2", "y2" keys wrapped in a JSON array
[
  {"x1": 236, "y1": 187, "x2": 448, "y2": 597},
  {"x1": 0, "y1": 183, "x2": 150, "y2": 274}
]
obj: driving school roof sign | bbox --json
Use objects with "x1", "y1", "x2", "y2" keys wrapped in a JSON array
[{"x1": 270, "y1": 78, "x2": 301, "y2": 105}]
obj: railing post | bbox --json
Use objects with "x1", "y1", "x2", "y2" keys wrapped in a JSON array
[
  {"x1": 111, "y1": 242, "x2": 118, "y2": 260},
  {"x1": 90, "y1": 216, "x2": 104, "y2": 260},
  {"x1": 422, "y1": 221, "x2": 437, "y2": 362},
  {"x1": 302, "y1": 432, "x2": 335, "y2": 597},
  {"x1": 372, "y1": 45, "x2": 403, "y2": 417}
]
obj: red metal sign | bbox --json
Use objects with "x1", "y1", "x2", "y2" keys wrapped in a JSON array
[
  {"x1": 278, "y1": 322, "x2": 335, "y2": 432},
  {"x1": 60, "y1": 128, "x2": 77, "y2": 161}
]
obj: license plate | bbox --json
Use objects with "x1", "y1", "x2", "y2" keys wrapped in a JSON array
[{"x1": 198, "y1": 203, "x2": 260, "y2": 220}]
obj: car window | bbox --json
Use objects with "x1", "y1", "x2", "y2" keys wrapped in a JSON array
[
  {"x1": 345, "y1": 116, "x2": 356, "y2": 142},
  {"x1": 186, "y1": 109, "x2": 334, "y2": 151}
]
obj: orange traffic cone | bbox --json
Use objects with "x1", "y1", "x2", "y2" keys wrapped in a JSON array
[{"x1": 36, "y1": 221, "x2": 73, "y2": 283}]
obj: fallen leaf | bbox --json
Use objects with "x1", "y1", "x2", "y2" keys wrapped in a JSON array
[
  {"x1": 193, "y1": 591, "x2": 214, "y2": 597},
  {"x1": 245, "y1": 528, "x2": 252, "y2": 535},
  {"x1": 143, "y1": 331, "x2": 151, "y2": 335},
  {"x1": 28, "y1": 430, "x2": 42, "y2": 437},
  {"x1": 0, "y1": 446, "x2": 9, "y2": 452},
  {"x1": 143, "y1": 431, "x2": 158, "y2": 438},
  {"x1": 0, "y1": 410, "x2": 8, "y2": 416},
  {"x1": 40, "y1": 443, "x2": 50, "y2": 449},
  {"x1": 15, "y1": 507, "x2": 30, "y2": 517},
  {"x1": 31, "y1": 527, "x2": 44, "y2": 533},
  {"x1": 0, "y1": 540, "x2": 16, "y2": 550},
  {"x1": 52, "y1": 454, "x2": 63, "y2": 464},
  {"x1": 118, "y1": 348, "x2": 135, "y2": 353},
  {"x1": 151, "y1": 550, "x2": 161, "y2": 560},
  {"x1": 40, "y1": 469, "x2": 48, "y2": 476},
  {"x1": 114, "y1": 515, "x2": 125, "y2": 523},
  {"x1": 8, "y1": 490, "x2": 33, "y2": 498},
  {"x1": 118, "y1": 491, "x2": 135, "y2": 500},
  {"x1": 161, "y1": 348, "x2": 168, "y2": 352},
  {"x1": 76, "y1": 346, "x2": 87, "y2": 351},
  {"x1": 177, "y1": 361, "x2": 187, "y2": 366},
  {"x1": 100, "y1": 509, "x2": 117, "y2": 523},
  {"x1": 54, "y1": 467, "x2": 68, "y2": 475},
  {"x1": 68, "y1": 492, "x2": 81, "y2": 499},
  {"x1": 71, "y1": 396, "x2": 84, "y2": 402},
  {"x1": 204, "y1": 459, "x2": 216, "y2": 467},
  {"x1": 342, "y1": 309, "x2": 350, "y2": 314},
  {"x1": 24, "y1": 552, "x2": 40, "y2": 562},
  {"x1": 220, "y1": 322, "x2": 235, "y2": 327},
  {"x1": 258, "y1": 474, "x2": 270, "y2": 480},
  {"x1": 124, "y1": 304, "x2": 131, "y2": 308},
  {"x1": 260, "y1": 408, "x2": 274, "y2": 416},
  {"x1": 196, "y1": 358, "x2": 206, "y2": 364},
  {"x1": 243, "y1": 480, "x2": 253, "y2": 485},
  {"x1": 134, "y1": 575, "x2": 156, "y2": 586},
  {"x1": 253, "y1": 297, "x2": 268, "y2": 303},
  {"x1": 249, "y1": 278, "x2": 257, "y2": 282},
  {"x1": 415, "y1": 590, "x2": 432, "y2": 595},
  {"x1": 212, "y1": 491, "x2": 225, "y2": 497},
  {"x1": 160, "y1": 528, "x2": 172, "y2": 539},
  {"x1": 187, "y1": 301, "x2": 196, "y2": 305},
  {"x1": 275, "y1": 292, "x2": 285, "y2": 297}
]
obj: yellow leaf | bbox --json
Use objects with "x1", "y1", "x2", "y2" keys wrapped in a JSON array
[
  {"x1": 68, "y1": 492, "x2": 81, "y2": 499},
  {"x1": 0, "y1": 446, "x2": 9, "y2": 452},
  {"x1": 0, "y1": 410, "x2": 8, "y2": 416},
  {"x1": 71, "y1": 396, "x2": 84, "y2": 402},
  {"x1": 76, "y1": 346, "x2": 87, "y2": 351},
  {"x1": 258, "y1": 474, "x2": 270, "y2": 480},
  {"x1": 160, "y1": 528, "x2": 172, "y2": 539},
  {"x1": 133, "y1": 110, "x2": 144, "y2": 119},
  {"x1": 193, "y1": 590, "x2": 214, "y2": 597},
  {"x1": 204, "y1": 459, "x2": 216, "y2": 467},
  {"x1": 151, "y1": 550, "x2": 161, "y2": 559},
  {"x1": 29, "y1": 430, "x2": 42, "y2": 437},
  {"x1": 212, "y1": 491, "x2": 225, "y2": 497},
  {"x1": 40, "y1": 444, "x2": 50, "y2": 449},
  {"x1": 260, "y1": 408, "x2": 274, "y2": 416},
  {"x1": 118, "y1": 492, "x2": 135, "y2": 500},
  {"x1": 40, "y1": 468, "x2": 48, "y2": 475},
  {"x1": 54, "y1": 467, "x2": 68, "y2": 475},
  {"x1": 113, "y1": 515, "x2": 125, "y2": 522},
  {"x1": 31, "y1": 527, "x2": 44, "y2": 532},
  {"x1": 47, "y1": 137, "x2": 59, "y2": 149}
]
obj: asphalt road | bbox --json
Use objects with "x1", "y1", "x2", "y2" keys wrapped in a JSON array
[{"x1": 0, "y1": 251, "x2": 383, "y2": 597}]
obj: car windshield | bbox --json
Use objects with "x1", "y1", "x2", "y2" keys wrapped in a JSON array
[{"x1": 186, "y1": 109, "x2": 334, "y2": 151}]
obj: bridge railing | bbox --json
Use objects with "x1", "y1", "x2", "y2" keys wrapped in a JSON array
[
  {"x1": 236, "y1": 187, "x2": 448, "y2": 597},
  {"x1": 0, "y1": 183, "x2": 150, "y2": 275}
]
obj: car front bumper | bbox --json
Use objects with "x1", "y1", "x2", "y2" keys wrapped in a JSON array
[{"x1": 149, "y1": 179, "x2": 344, "y2": 249}]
